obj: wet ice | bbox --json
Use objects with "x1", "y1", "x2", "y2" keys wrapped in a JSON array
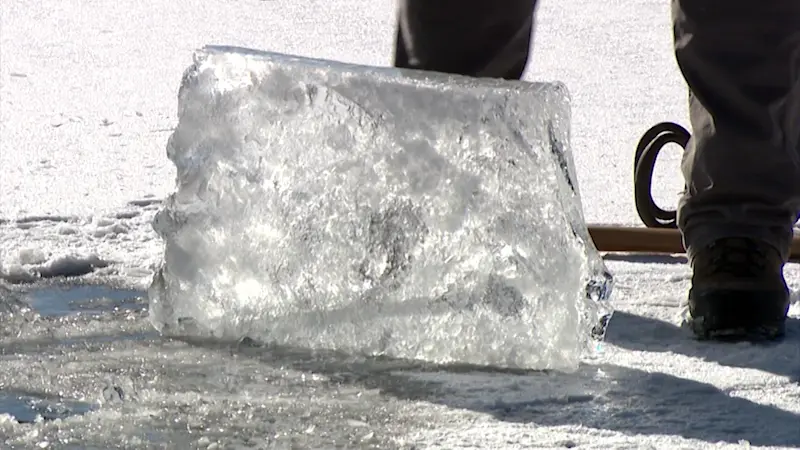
[{"x1": 148, "y1": 46, "x2": 613, "y2": 370}]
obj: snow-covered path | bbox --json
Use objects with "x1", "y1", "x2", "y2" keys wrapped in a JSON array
[{"x1": 2, "y1": 0, "x2": 800, "y2": 448}]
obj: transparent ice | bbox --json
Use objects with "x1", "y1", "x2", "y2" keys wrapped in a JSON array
[{"x1": 148, "y1": 46, "x2": 613, "y2": 371}]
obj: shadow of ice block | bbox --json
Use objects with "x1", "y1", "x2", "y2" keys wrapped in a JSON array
[{"x1": 148, "y1": 45, "x2": 613, "y2": 371}]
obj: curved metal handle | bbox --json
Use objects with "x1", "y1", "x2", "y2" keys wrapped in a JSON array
[{"x1": 633, "y1": 122, "x2": 690, "y2": 228}]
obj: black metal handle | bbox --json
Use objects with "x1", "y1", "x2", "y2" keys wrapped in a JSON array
[{"x1": 633, "y1": 122, "x2": 690, "y2": 229}]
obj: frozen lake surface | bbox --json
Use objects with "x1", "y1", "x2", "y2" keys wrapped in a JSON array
[{"x1": 2, "y1": 0, "x2": 800, "y2": 448}]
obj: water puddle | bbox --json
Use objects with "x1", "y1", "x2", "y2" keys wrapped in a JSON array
[
  {"x1": 0, "y1": 391, "x2": 95, "y2": 423},
  {"x1": 22, "y1": 284, "x2": 146, "y2": 318}
]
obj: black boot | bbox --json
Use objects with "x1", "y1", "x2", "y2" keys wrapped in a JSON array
[{"x1": 687, "y1": 237, "x2": 790, "y2": 341}]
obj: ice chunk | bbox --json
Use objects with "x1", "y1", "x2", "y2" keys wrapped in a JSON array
[{"x1": 148, "y1": 46, "x2": 613, "y2": 371}]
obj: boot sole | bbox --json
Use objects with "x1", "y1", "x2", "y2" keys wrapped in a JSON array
[
  {"x1": 685, "y1": 287, "x2": 789, "y2": 342},
  {"x1": 686, "y1": 316, "x2": 786, "y2": 342}
]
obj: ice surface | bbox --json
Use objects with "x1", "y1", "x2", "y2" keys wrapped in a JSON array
[
  {"x1": 7, "y1": 1, "x2": 800, "y2": 447},
  {"x1": 147, "y1": 45, "x2": 613, "y2": 371}
]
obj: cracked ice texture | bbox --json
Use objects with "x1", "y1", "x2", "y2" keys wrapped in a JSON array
[{"x1": 148, "y1": 46, "x2": 613, "y2": 371}]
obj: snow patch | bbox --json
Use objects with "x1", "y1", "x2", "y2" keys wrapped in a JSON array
[
  {"x1": 0, "y1": 207, "x2": 161, "y2": 285},
  {"x1": 0, "y1": 251, "x2": 109, "y2": 283},
  {"x1": 787, "y1": 289, "x2": 800, "y2": 319}
]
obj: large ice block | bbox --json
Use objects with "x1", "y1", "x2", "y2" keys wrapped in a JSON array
[{"x1": 148, "y1": 46, "x2": 613, "y2": 371}]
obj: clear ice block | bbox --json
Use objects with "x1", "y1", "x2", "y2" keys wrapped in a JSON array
[{"x1": 148, "y1": 45, "x2": 613, "y2": 371}]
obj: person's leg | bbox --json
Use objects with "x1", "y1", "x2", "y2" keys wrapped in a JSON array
[
  {"x1": 393, "y1": 0, "x2": 538, "y2": 80},
  {"x1": 673, "y1": 0, "x2": 800, "y2": 339}
]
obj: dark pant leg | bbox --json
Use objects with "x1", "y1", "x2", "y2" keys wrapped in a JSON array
[
  {"x1": 393, "y1": 0, "x2": 538, "y2": 80},
  {"x1": 673, "y1": 0, "x2": 800, "y2": 261}
]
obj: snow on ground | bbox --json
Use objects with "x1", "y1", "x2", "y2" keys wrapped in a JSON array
[{"x1": 1, "y1": 0, "x2": 800, "y2": 448}]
